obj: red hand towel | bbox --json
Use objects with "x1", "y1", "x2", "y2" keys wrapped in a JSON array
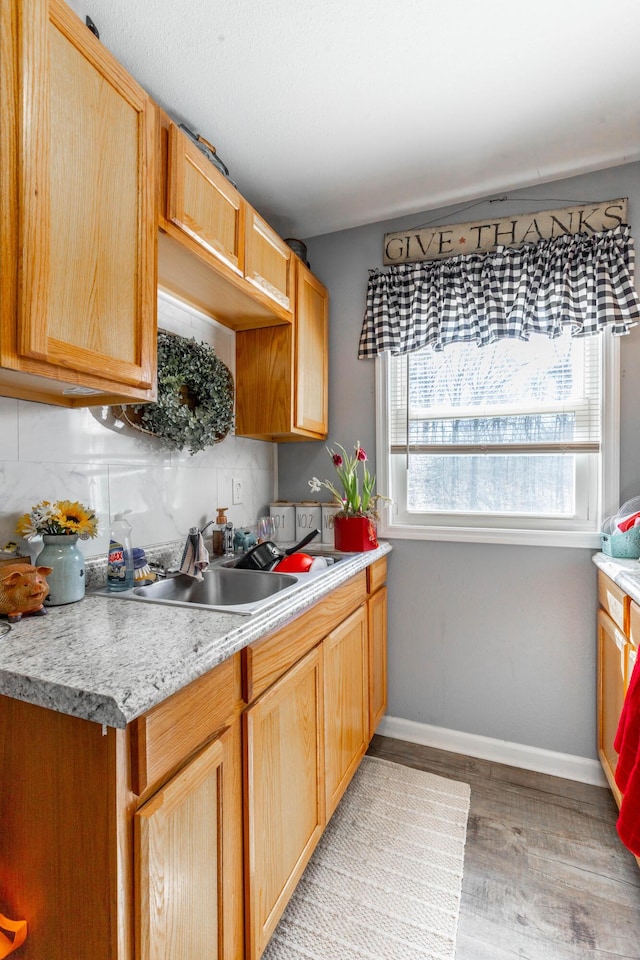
[{"x1": 614, "y1": 655, "x2": 640, "y2": 855}]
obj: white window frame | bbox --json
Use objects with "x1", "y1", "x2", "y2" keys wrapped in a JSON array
[{"x1": 375, "y1": 333, "x2": 620, "y2": 548}]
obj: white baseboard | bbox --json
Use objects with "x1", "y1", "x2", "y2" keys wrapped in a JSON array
[{"x1": 376, "y1": 715, "x2": 608, "y2": 787}]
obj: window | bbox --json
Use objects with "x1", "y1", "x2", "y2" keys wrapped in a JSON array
[{"x1": 376, "y1": 330, "x2": 619, "y2": 546}]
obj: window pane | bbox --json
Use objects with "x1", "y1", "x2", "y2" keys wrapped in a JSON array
[
  {"x1": 406, "y1": 453, "x2": 575, "y2": 515},
  {"x1": 392, "y1": 332, "x2": 602, "y2": 449}
]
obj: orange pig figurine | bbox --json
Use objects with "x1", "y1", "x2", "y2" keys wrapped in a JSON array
[{"x1": 0, "y1": 563, "x2": 53, "y2": 623}]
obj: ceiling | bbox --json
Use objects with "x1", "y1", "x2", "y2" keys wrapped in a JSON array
[{"x1": 79, "y1": 0, "x2": 640, "y2": 239}]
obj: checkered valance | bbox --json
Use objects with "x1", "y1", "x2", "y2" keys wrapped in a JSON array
[{"x1": 358, "y1": 224, "x2": 640, "y2": 358}]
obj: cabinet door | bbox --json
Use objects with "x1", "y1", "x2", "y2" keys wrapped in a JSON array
[
  {"x1": 167, "y1": 123, "x2": 244, "y2": 275},
  {"x1": 3, "y1": 0, "x2": 156, "y2": 401},
  {"x1": 324, "y1": 606, "x2": 369, "y2": 819},
  {"x1": 368, "y1": 585, "x2": 388, "y2": 738},
  {"x1": 135, "y1": 723, "x2": 243, "y2": 960},
  {"x1": 244, "y1": 207, "x2": 293, "y2": 315},
  {"x1": 244, "y1": 646, "x2": 324, "y2": 960},
  {"x1": 294, "y1": 263, "x2": 328, "y2": 435},
  {"x1": 597, "y1": 608, "x2": 628, "y2": 806}
]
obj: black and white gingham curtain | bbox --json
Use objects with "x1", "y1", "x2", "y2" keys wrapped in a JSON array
[{"x1": 358, "y1": 224, "x2": 640, "y2": 358}]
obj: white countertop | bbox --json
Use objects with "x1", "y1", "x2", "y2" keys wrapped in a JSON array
[
  {"x1": 592, "y1": 551, "x2": 640, "y2": 605},
  {"x1": 0, "y1": 543, "x2": 391, "y2": 729}
]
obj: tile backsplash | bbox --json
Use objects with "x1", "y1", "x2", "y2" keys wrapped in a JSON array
[{"x1": 0, "y1": 292, "x2": 276, "y2": 562}]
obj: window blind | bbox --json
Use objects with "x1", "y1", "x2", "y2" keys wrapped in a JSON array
[{"x1": 390, "y1": 333, "x2": 602, "y2": 456}]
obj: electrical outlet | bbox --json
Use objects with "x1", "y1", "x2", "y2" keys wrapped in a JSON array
[{"x1": 232, "y1": 478, "x2": 243, "y2": 504}]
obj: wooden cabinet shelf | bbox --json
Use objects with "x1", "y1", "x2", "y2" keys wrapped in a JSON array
[{"x1": 0, "y1": 0, "x2": 157, "y2": 406}]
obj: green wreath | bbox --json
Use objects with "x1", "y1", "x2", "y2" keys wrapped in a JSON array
[{"x1": 128, "y1": 331, "x2": 234, "y2": 455}]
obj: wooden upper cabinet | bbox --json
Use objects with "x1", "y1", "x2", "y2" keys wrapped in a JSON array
[
  {"x1": 158, "y1": 115, "x2": 292, "y2": 329},
  {"x1": 0, "y1": 0, "x2": 157, "y2": 406},
  {"x1": 294, "y1": 261, "x2": 328, "y2": 435},
  {"x1": 235, "y1": 258, "x2": 328, "y2": 441},
  {"x1": 167, "y1": 122, "x2": 245, "y2": 275},
  {"x1": 244, "y1": 206, "x2": 293, "y2": 313}
]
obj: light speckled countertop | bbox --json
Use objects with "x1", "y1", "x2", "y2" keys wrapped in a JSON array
[
  {"x1": 0, "y1": 544, "x2": 391, "y2": 729},
  {"x1": 592, "y1": 551, "x2": 640, "y2": 605}
]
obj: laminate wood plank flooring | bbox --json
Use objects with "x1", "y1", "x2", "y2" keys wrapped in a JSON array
[{"x1": 367, "y1": 735, "x2": 640, "y2": 959}]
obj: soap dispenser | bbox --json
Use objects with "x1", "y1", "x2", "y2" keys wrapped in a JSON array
[
  {"x1": 107, "y1": 511, "x2": 134, "y2": 591},
  {"x1": 212, "y1": 507, "x2": 229, "y2": 556}
]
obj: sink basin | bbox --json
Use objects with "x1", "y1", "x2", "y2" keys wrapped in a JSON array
[
  {"x1": 93, "y1": 548, "x2": 356, "y2": 615},
  {"x1": 131, "y1": 568, "x2": 297, "y2": 611}
]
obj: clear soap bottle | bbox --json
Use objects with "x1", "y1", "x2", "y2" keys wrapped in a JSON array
[{"x1": 107, "y1": 511, "x2": 134, "y2": 591}]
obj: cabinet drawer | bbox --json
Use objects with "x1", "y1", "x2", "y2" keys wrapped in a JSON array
[
  {"x1": 242, "y1": 572, "x2": 367, "y2": 703},
  {"x1": 131, "y1": 653, "x2": 243, "y2": 796},
  {"x1": 367, "y1": 556, "x2": 387, "y2": 595},
  {"x1": 598, "y1": 570, "x2": 629, "y2": 634},
  {"x1": 629, "y1": 600, "x2": 640, "y2": 650}
]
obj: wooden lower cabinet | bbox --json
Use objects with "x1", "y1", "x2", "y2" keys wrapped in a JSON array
[
  {"x1": 135, "y1": 723, "x2": 243, "y2": 960},
  {"x1": 596, "y1": 570, "x2": 638, "y2": 810},
  {"x1": 598, "y1": 608, "x2": 628, "y2": 804},
  {"x1": 243, "y1": 562, "x2": 388, "y2": 960},
  {"x1": 324, "y1": 606, "x2": 369, "y2": 819},
  {"x1": 0, "y1": 564, "x2": 388, "y2": 960},
  {"x1": 243, "y1": 646, "x2": 324, "y2": 960},
  {"x1": 368, "y1": 584, "x2": 388, "y2": 738}
]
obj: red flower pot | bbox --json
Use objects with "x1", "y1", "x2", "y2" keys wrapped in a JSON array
[{"x1": 333, "y1": 516, "x2": 378, "y2": 552}]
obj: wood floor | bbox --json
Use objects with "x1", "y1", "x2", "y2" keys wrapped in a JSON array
[{"x1": 367, "y1": 735, "x2": 640, "y2": 960}]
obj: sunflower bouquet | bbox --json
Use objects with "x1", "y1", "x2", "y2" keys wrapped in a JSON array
[{"x1": 16, "y1": 500, "x2": 99, "y2": 541}]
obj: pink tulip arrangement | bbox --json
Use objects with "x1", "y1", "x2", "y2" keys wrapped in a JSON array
[{"x1": 309, "y1": 442, "x2": 382, "y2": 518}]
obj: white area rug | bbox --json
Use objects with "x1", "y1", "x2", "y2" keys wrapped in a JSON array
[{"x1": 263, "y1": 755, "x2": 471, "y2": 960}]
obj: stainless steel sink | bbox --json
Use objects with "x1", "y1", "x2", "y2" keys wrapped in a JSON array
[
  {"x1": 131, "y1": 568, "x2": 297, "y2": 610},
  {"x1": 93, "y1": 549, "x2": 355, "y2": 615}
]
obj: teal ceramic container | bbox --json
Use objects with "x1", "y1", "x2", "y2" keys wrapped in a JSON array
[{"x1": 35, "y1": 534, "x2": 85, "y2": 605}]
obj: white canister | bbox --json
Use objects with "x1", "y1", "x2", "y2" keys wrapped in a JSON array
[
  {"x1": 295, "y1": 502, "x2": 322, "y2": 542},
  {"x1": 321, "y1": 503, "x2": 341, "y2": 545},
  {"x1": 269, "y1": 502, "x2": 295, "y2": 543}
]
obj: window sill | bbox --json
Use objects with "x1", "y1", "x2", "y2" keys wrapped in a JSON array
[{"x1": 379, "y1": 520, "x2": 601, "y2": 549}]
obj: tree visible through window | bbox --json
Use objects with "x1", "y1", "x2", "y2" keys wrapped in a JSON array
[{"x1": 385, "y1": 330, "x2": 606, "y2": 535}]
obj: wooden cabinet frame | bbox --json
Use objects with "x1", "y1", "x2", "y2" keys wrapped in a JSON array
[{"x1": 0, "y1": 0, "x2": 157, "y2": 405}]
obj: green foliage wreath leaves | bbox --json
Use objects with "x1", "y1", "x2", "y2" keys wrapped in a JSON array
[{"x1": 128, "y1": 331, "x2": 234, "y2": 455}]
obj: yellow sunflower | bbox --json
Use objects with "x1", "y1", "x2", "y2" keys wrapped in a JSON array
[{"x1": 54, "y1": 500, "x2": 99, "y2": 539}]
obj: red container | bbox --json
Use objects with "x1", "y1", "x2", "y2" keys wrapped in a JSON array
[{"x1": 333, "y1": 516, "x2": 378, "y2": 552}]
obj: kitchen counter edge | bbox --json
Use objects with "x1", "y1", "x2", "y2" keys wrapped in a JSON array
[
  {"x1": 592, "y1": 551, "x2": 640, "y2": 606},
  {"x1": 0, "y1": 543, "x2": 391, "y2": 729}
]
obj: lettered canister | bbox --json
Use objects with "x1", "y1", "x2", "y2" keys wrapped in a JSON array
[
  {"x1": 321, "y1": 504, "x2": 341, "y2": 545},
  {"x1": 269, "y1": 502, "x2": 295, "y2": 542},
  {"x1": 295, "y1": 502, "x2": 322, "y2": 541}
]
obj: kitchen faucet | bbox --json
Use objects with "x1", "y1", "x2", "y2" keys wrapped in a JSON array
[{"x1": 192, "y1": 519, "x2": 234, "y2": 557}]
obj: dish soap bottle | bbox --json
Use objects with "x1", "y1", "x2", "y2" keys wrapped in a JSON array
[
  {"x1": 212, "y1": 507, "x2": 229, "y2": 556},
  {"x1": 107, "y1": 512, "x2": 134, "y2": 591}
]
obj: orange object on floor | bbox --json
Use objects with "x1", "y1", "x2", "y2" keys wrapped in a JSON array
[{"x1": 0, "y1": 913, "x2": 27, "y2": 957}]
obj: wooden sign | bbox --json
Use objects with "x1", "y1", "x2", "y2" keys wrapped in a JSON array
[{"x1": 383, "y1": 198, "x2": 628, "y2": 265}]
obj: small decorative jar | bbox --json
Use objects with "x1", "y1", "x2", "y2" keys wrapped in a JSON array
[{"x1": 35, "y1": 534, "x2": 85, "y2": 606}]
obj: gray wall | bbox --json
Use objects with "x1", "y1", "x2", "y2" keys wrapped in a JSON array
[{"x1": 279, "y1": 162, "x2": 640, "y2": 761}]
